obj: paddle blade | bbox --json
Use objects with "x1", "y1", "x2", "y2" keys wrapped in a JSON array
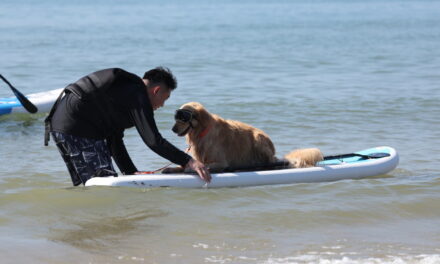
[
  {"x1": 10, "y1": 86, "x2": 38, "y2": 113},
  {"x1": 0, "y1": 74, "x2": 38, "y2": 113}
]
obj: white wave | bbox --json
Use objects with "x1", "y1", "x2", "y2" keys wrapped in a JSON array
[{"x1": 263, "y1": 254, "x2": 440, "y2": 264}]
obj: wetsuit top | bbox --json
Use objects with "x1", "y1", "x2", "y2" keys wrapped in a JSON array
[{"x1": 50, "y1": 68, "x2": 191, "y2": 174}]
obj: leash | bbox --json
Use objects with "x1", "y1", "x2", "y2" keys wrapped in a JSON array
[{"x1": 135, "y1": 145, "x2": 192, "y2": 175}]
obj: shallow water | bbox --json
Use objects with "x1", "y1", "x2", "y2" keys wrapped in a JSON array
[{"x1": 1, "y1": 0, "x2": 440, "y2": 263}]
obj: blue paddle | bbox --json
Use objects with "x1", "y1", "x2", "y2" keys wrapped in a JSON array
[{"x1": 0, "y1": 74, "x2": 38, "y2": 113}]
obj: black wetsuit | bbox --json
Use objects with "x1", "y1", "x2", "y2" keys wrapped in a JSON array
[{"x1": 49, "y1": 68, "x2": 190, "y2": 179}]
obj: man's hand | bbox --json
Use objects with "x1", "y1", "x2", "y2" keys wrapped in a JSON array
[{"x1": 185, "y1": 158, "x2": 211, "y2": 183}]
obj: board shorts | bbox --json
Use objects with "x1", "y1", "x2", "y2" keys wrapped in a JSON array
[{"x1": 51, "y1": 131, "x2": 117, "y2": 186}]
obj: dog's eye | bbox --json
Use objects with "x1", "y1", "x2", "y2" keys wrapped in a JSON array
[{"x1": 175, "y1": 109, "x2": 193, "y2": 122}]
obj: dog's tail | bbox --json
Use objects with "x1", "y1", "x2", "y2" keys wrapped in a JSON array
[{"x1": 284, "y1": 148, "x2": 324, "y2": 168}]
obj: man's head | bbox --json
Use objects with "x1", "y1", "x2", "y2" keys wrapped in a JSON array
[{"x1": 143, "y1": 67, "x2": 177, "y2": 111}]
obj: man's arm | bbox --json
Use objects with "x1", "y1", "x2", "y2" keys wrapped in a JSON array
[
  {"x1": 107, "y1": 131, "x2": 137, "y2": 175},
  {"x1": 129, "y1": 105, "x2": 191, "y2": 167}
]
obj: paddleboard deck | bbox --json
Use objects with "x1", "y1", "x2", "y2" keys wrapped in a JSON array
[
  {"x1": 0, "y1": 88, "x2": 62, "y2": 116},
  {"x1": 85, "y1": 146, "x2": 399, "y2": 188}
]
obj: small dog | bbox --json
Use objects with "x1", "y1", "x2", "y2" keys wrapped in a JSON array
[{"x1": 169, "y1": 102, "x2": 323, "y2": 173}]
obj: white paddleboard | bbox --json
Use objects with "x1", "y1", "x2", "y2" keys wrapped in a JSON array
[{"x1": 85, "y1": 146, "x2": 399, "y2": 188}]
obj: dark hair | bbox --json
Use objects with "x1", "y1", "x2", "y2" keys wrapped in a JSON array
[{"x1": 143, "y1": 66, "x2": 177, "y2": 90}]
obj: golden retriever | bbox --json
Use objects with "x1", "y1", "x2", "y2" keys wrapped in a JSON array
[{"x1": 170, "y1": 102, "x2": 323, "y2": 172}]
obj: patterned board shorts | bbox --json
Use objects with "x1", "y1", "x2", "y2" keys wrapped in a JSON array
[{"x1": 51, "y1": 131, "x2": 117, "y2": 186}]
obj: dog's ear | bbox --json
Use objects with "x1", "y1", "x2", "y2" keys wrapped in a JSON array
[
  {"x1": 189, "y1": 116, "x2": 198, "y2": 128},
  {"x1": 193, "y1": 106, "x2": 210, "y2": 127}
]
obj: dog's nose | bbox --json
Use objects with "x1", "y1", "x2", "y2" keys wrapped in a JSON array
[{"x1": 172, "y1": 125, "x2": 178, "y2": 134}]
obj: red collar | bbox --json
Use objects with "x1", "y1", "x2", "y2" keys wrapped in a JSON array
[{"x1": 199, "y1": 126, "x2": 211, "y2": 139}]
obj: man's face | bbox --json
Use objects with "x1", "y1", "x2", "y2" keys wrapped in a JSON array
[{"x1": 148, "y1": 84, "x2": 171, "y2": 111}]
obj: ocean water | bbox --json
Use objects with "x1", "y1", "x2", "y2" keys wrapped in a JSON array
[{"x1": 1, "y1": 0, "x2": 439, "y2": 263}]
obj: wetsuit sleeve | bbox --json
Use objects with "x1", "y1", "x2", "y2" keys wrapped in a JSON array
[
  {"x1": 107, "y1": 131, "x2": 138, "y2": 174},
  {"x1": 129, "y1": 102, "x2": 191, "y2": 167}
]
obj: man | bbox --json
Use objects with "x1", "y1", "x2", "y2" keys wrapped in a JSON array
[{"x1": 45, "y1": 67, "x2": 210, "y2": 186}]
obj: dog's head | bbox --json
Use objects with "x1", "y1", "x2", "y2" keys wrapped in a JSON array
[{"x1": 172, "y1": 102, "x2": 210, "y2": 137}]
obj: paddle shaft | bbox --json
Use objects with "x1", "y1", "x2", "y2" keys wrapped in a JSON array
[
  {"x1": 0, "y1": 74, "x2": 38, "y2": 113},
  {"x1": 323, "y1": 152, "x2": 390, "y2": 161},
  {"x1": 224, "y1": 152, "x2": 390, "y2": 172}
]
